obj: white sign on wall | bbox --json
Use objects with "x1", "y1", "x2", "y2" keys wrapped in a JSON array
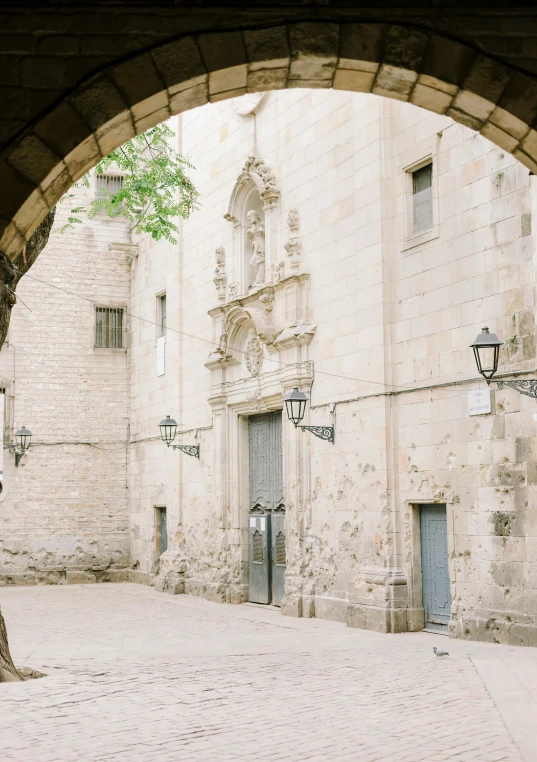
[
  {"x1": 468, "y1": 389, "x2": 491, "y2": 416},
  {"x1": 156, "y1": 336, "x2": 165, "y2": 376}
]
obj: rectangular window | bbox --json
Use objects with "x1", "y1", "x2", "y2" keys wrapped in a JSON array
[
  {"x1": 158, "y1": 294, "x2": 166, "y2": 338},
  {"x1": 95, "y1": 307, "x2": 123, "y2": 348},
  {"x1": 96, "y1": 174, "x2": 123, "y2": 201},
  {"x1": 412, "y1": 163, "x2": 433, "y2": 235}
]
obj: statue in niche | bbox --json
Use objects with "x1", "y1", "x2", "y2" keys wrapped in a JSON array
[{"x1": 246, "y1": 210, "x2": 266, "y2": 286}]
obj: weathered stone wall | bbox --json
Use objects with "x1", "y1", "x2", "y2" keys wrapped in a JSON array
[
  {"x1": 130, "y1": 89, "x2": 537, "y2": 645},
  {"x1": 0, "y1": 183, "x2": 132, "y2": 585}
]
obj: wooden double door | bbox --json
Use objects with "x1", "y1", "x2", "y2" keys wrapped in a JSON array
[{"x1": 248, "y1": 411, "x2": 286, "y2": 606}]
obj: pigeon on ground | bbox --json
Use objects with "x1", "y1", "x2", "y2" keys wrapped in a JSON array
[{"x1": 433, "y1": 647, "x2": 449, "y2": 657}]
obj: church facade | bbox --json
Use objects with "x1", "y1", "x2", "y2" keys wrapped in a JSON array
[{"x1": 2, "y1": 89, "x2": 537, "y2": 646}]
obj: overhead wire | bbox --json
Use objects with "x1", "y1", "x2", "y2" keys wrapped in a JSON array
[{"x1": 4, "y1": 257, "x2": 488, "y2": 397}]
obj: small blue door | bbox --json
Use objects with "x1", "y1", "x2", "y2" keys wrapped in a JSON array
[{"x1": 420, "y1": 505, "x2": 451, "y2": 632}]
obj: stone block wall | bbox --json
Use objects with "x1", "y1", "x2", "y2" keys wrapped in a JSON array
[
  {"x1": 0, "y1": 183, "x2": 132, "y2": 585},
  {"x1": 128, "y1": 89, "x2": 537, "y2": 646}
]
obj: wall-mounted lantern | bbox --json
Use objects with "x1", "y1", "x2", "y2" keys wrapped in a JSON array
[
  {"x1": 471, "y1": 326, "x2": 537, "y2": 398},
  {"x1": 159, "y1": 415, "x2": 200, "y2": 458},
  {"x1": 9, "y1": 425, "x2": 32, "y2": 466},
  {"x1": 471, "y1": 327, "x2": 502, "y2": 385},
  {"x1": 283, "y1": 388, "x2": 334, "y2": 443}
]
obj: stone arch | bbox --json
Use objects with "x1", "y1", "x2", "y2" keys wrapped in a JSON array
[{"x1": 2, "y1": 21, "x2": 537, "y2": 259}]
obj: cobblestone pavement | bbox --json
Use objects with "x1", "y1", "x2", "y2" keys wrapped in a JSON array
[{"x1": 1, "y1": 584, "x2": 536, "y2": 762}]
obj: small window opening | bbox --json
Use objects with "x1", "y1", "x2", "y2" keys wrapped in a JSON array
[
  {"x1": 412, "y1": 163, "x2": 433, "y2": 235},
  {"x1": 158, "y1": 294, "x2": 166, "y2": 338},
  {"x1": 96, "y1": 174, "x2": 124, "y2": 202},
  {"x1": 95, "y1": 307, "x2": 123, "y2": 349}
]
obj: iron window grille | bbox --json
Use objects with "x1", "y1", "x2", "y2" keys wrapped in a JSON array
[
  {"x1": 95, "y1": 307, "x2": 124, "y2": 349},
  {"x1": 96, "y1": 174, "x2": 124, "y2": 202}
]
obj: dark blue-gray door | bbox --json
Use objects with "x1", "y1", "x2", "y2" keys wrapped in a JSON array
[
  {"x1": 420, "y1": 505, "x2": 451, "y2": 632},
  {"x1": 248, "y1": 411, "x2": 285, "y2": 605},
  {"x1": 160, "y1": 508, "x2": 168, "y2": 555}
]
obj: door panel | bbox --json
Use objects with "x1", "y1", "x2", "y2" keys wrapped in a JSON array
[
  {"x1": 248, "y1": 411, "x2": 285, "y2": 605},
  {"x1": 420, "y1": 505, "x2": 451, "y2": 631},
  {"x1": 271, "y1": 512, "x2": 286, "y2": 606},
  {"x1": 160, "y1": 508, "x2": 168, "y2": 555},
  {"x1": 249, "y1": 411, "x2": 283, "y2": 511},
  {"x1": 248, "y1": 514, "x2": 271, "y2": 604}
]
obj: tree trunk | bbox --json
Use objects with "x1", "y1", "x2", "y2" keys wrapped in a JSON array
[
  {"x1": 0, "y1": 606, "x2": 27, "y2": 682},
  {"x1": 0, "y1": 207, "x2": 56, "y2": 350},
  {"x1": 0, "y1": 208, "x2": 56, "y2": 683}
]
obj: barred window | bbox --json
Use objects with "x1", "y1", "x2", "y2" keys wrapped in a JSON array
[
  {"x1": 96, "y1": 174, "x2": 124, "y2": 201},
  {"x1": 95, "y1": 307, "x2": 123, "y2": 349}
]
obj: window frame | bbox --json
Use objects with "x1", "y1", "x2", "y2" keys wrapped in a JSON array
[
  {"x1": 156, "y1": 291, "x2": 167, "y2": 342},
  {"x1": 400, "y1": 141, "x2": 440, "y2": 253},
  {"x1": 94, "y1": 306, "x2": 126, "y2": 350}
]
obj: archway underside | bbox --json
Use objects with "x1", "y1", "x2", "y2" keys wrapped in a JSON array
[{"x1": 2, "y1": 20, "x2": 537, "y2": 259}]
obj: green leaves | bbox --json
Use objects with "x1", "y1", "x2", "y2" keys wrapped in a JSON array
[{"x1": 61, "y1": 123, "x2": 199, "y2": 243}]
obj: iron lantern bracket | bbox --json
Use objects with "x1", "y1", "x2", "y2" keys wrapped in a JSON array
[
  {"x1": 299, "y1": 425, "x2": 335, "y2": 444},
  {"x1": 8, "y1": 445, "x2": 26, "y2": 467},
  {"x1": 169, "y1": 443, "x2": 200, "y2": 458},
  {"x1": 497, "y1": 379, "x2": 537, "y2": 399}
]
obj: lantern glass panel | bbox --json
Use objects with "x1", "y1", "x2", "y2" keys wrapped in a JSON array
[
  {"x1": 284, "y1": 388, "x2": 308, "y2": 427},
  {"x1": 159, "y1": 416, "x2": 177, "y2": 445},
  {"x1": 471, "y1": 326, "x2": 502, "y2": 383},
  {"x1": 15, "y1": 426, "x2": 32, "y2": 452}
]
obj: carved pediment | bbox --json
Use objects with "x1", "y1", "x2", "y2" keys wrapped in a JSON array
[{"x1": 225, "y1": 155, "x2": 279, "y2": 223}]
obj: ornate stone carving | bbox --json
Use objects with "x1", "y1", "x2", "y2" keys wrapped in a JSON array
[
  {"x1": 215, "y1": 245, "x2": 225, "y2": 267},
  {"x1": 259, "y1": 290, "x2": 274, "y2": 313},
  {"x1": 228, "y1": 282, "x2": 238, "y2": 300},
  {"x1": 287, "y1": 208, "x2": 299, "y2": 232},
  {"x1": 245, "y1": 333, "x2": 264, "y2": 377},
  {"x1": 204, "y1": 347, "x2": 239, "y2": 372},
  {"x1": 284, "y1": 207, "x2": 301, "y2": 271},
  {"x1": 213, "y1": 246, "x2": 227, "y2": 302},
  {"x1": 284, "y1": 238, "x2": 302, "y2": 270},
  {"x1": 273, "y1": 320, "x2": 317, "y2": 351},
  {"x1": 273, "y1": 261, "x2": 285, "y2": 283},
  {"x1": 242, "y1": 156, "x2": 276, "y2": 193},
  {"x1": 247, "y1": 210, "x2": 266, "y2": 286}
]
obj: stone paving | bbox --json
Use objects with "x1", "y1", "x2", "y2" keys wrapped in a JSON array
[{"x1": 0, "y1": 584, "x2": 536, "y2": 762}]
